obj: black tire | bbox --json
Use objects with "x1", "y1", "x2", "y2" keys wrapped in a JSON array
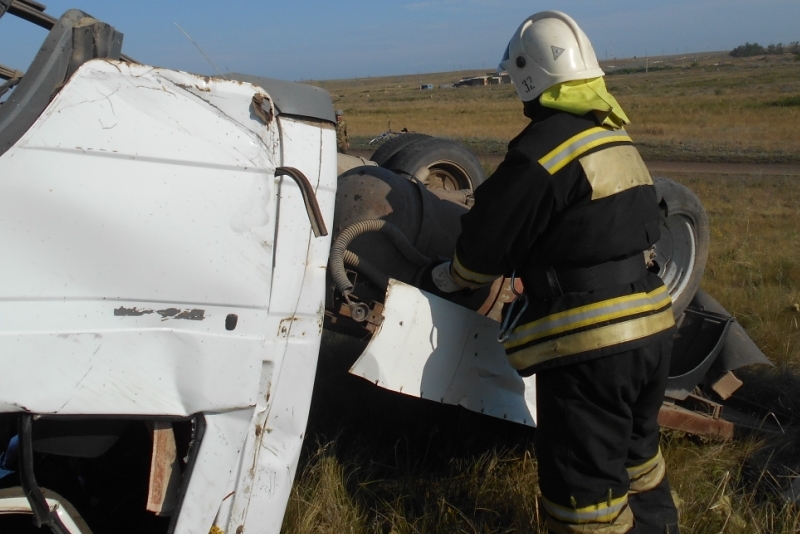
[
  {"x1": 370, "y1": 133, "x2": 431, "y2": 166},
  {"x1": 653, "y1": 177, "x2": 710, "y2": 318},
  {"x1": 382, "y1": 137, "x2": 486, "y2": 192}
]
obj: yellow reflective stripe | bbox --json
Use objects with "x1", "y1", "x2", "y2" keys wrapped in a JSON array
[
  {"x1": 505, "y1": 286, "x2": 671, "y2": 349},
  {"x1": 627, "y1": 448, "x2": 663, "y2": 480},
  {"x1": 539, "y1": 127, "x2": 606, "y2": 168},
  {"x1": 451, "y1": 253, "x2": 498, "y2": 286},
  {"x1": 542, "y1": 494, "x2": 628, "y2": 524},
  {"x1": 580, "y1": 145, "x2": 653, "y2": 201},
  {"x1": 628, "y1": 449, "x2": 666, "y2": 493},
  {"x1": 538, "y1": 127, "x2": 632, "y2": 175},
  {"x1": 507, "y1": 308, "x2": 675, "y2": 370},
  {"x1": 545, "y1": 506, "x2": 634, "y2": 534}
]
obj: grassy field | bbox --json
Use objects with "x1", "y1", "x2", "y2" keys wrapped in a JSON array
[
  {"x1": 313, "y1": 51, "x2": 800, "y2": 164},
  {"x1": 282, "y1": 54, "x2": 800, "y2": 533}
]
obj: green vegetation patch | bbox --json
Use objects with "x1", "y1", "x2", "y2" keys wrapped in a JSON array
[
  {"x1": 769, "y1": 95, "x2": 800, "y2": 107},
  {"x1": 731, "y1": 41, "x2": 800, "y2": 57}
]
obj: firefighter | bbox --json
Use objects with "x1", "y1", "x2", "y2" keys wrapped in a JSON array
[
  {"x1": 427, "y1": 11, "x2": 680, "y2": 534},
  {"x1": 335, "y1": 109, "x2": 350, "y2": 154}
]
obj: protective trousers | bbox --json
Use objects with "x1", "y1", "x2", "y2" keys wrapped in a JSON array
[{"x1": 535, "y1": 331, "x2": 679, "y2": 534}]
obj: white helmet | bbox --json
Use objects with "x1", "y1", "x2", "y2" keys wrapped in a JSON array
[{"x1": 499, "y1": 11, "x2": 604, "y2": 102}]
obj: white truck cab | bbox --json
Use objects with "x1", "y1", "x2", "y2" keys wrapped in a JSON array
[{"x1": 1, "y1": 7, "x2": 337, "y2": 532}]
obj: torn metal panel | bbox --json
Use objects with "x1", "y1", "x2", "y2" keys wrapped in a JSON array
[
  {"x1": 352, "y1": 281, "x2": 766, "y2": 436},
  {"x1": 227, "y1": 72, "x2": 337, "y2": 123},
  {"x1": 252, "y1": 92, "x2": 275, "y2": 125},
  {"x1": 665, "y1": 307, "x2": 733, "y2": 400},
  {"x1": 692, "y1": 289, "x2": 773, "y2": 370},
  {"x1": 350, "y1": 280, "x2": 537, "y2": 426}
]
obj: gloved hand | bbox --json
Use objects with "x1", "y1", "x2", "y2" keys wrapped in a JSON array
[{"x1": 418, "y1": 261, "x2": 467, "y2": 298}]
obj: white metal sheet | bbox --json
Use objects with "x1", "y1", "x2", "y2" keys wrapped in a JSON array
[
  {"x1": 0, "y1": 58, "x2": 338, "y2": 534},
  {"x1": 0, "y1": 60, "x2": 279, "y2": 307},
  {"x1": 350, "y1": 280, "x2": 537, "y2": 427},
  {"x1": 223, "y1": 117, "x2": 337, "y2": 534}
]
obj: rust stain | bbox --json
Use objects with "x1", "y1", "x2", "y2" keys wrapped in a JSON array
[
  {"x1": 278, "y1": 316, "x2": 298, "y2": 336},
  {"x1": 252, "y1": 93, "x2": 274, "y2": 125}
]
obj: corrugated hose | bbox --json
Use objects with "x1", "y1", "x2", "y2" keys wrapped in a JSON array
[{"x1": 330, "y1": 219, "x2": 430, "y2": 298}]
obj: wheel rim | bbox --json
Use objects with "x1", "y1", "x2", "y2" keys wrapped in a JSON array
[
  {"x1": 656, "y1": 213, "x2": 697, "y2": 305},
  {"x1": 420, "y1": 160, "x2": 473, "y2": 191}
]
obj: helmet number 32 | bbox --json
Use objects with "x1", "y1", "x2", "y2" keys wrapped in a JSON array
[{"x1": 520, "y1": 76, "x2": 535, "y2": 94}]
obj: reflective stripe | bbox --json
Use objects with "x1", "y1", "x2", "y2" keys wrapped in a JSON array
[
  {"x1": 505, "y1": 286, "x2": 671, "y2": 349},
  {"x1": 451, "y1": 253, "x2": 499, "y2": 288},
  {"x1": 628, "y1": 449, "x2": 666, "y2": 493},
  {"x1": 507, "y1": 307, "x2": 675, "y2": 369},
  {"x1": 545, "y1": 506, "x2": 634, "y2": 534},
  {"x1": 627, "y1": 448, "x2": 663, "y2": 479},
  {"x1": 580, "y1": 144, "x2": 653, "y2": 201},
  {"x1": 542, "y1": 494, "x2": 628, "y2": 524},
  {"x1": 538, "y1": 126, "x2": 632, "y2": 175}
]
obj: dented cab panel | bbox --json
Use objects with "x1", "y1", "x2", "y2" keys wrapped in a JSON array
[{"x1": 0, "y1": 59, "x2": 336, "y2": 534}]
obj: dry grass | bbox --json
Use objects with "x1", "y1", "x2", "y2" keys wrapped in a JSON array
[
  {"x1": 284, "y1": 431, "x2": 547, "y2": 534},
  {"x1": 312, "y1": 52, "x2": 800, "y2": 163},
  {"x1": 284, "y1": 56, "x2": 800, "y2": 534},
  {"x1": 665, "y1": 173, "x2": 800, "y2": 369},
  {"x1": 284, "y1": 429, "x2": 800, "y2": 533}
]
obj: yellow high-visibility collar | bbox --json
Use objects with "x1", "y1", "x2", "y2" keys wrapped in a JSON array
[{"x1": 539, "y1": 77, "x2": 630, "y2": 129}]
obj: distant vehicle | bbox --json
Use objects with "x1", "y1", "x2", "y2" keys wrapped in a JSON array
[
  {"x1": 0, "y1": 2, "x2": 772, "y2": 533},
  {"x1": 420, "y1": 83, "x2": 434, "y2": 90}
]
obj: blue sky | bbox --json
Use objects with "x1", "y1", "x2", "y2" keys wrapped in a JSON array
[{"x1": 1, "y1": 0, "x2": 798, "y2": 81}]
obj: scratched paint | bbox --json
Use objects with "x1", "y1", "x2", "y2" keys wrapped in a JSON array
[
  {"x1": 114, "y1": 306, "x2": 153, "y2": 316},
  {"x1": 113, "y1": 306, "x2": 205, "y2": 320}
]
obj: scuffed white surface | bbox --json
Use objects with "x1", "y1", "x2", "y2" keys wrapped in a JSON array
[
  {"x1": 0, "y1": 60, "x2": 279, "y2": 307},
  {"x1": 0, "y1": 59, "x2": 337, "y2": 534},
  {"x1": 223, "y1": 117, "x2": 337, "y2": 534},
  {"x1": 350, "y1": 280, "x2": 537, "y2": 427}
]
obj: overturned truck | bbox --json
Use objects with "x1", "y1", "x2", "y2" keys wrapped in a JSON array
[{"x1": 0, "y1": 3, "x2": 772, "y2": 533}]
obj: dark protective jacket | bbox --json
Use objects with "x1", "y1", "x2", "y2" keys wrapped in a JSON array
[{"x1": 450, "y1": 110, "x2": 675, "y2": 376}]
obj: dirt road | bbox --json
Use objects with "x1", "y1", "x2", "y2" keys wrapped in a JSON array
[
  {"x1": 352, "y1": 148, "x2": 800, "y2": 176},
  {"x1": 645, "y1": 161, "x2": 800, "y2": 176}
]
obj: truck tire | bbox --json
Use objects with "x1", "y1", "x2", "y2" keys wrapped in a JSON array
[
  {"x1": 370, "y1": 133, "x2": 431, "y2": 166},
  {"x1": 653, "y1": 177, "x2": 710, "y2": 318},
  {"x1": 382, "y1": 137, "x2": 486, "y2": 192}
]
